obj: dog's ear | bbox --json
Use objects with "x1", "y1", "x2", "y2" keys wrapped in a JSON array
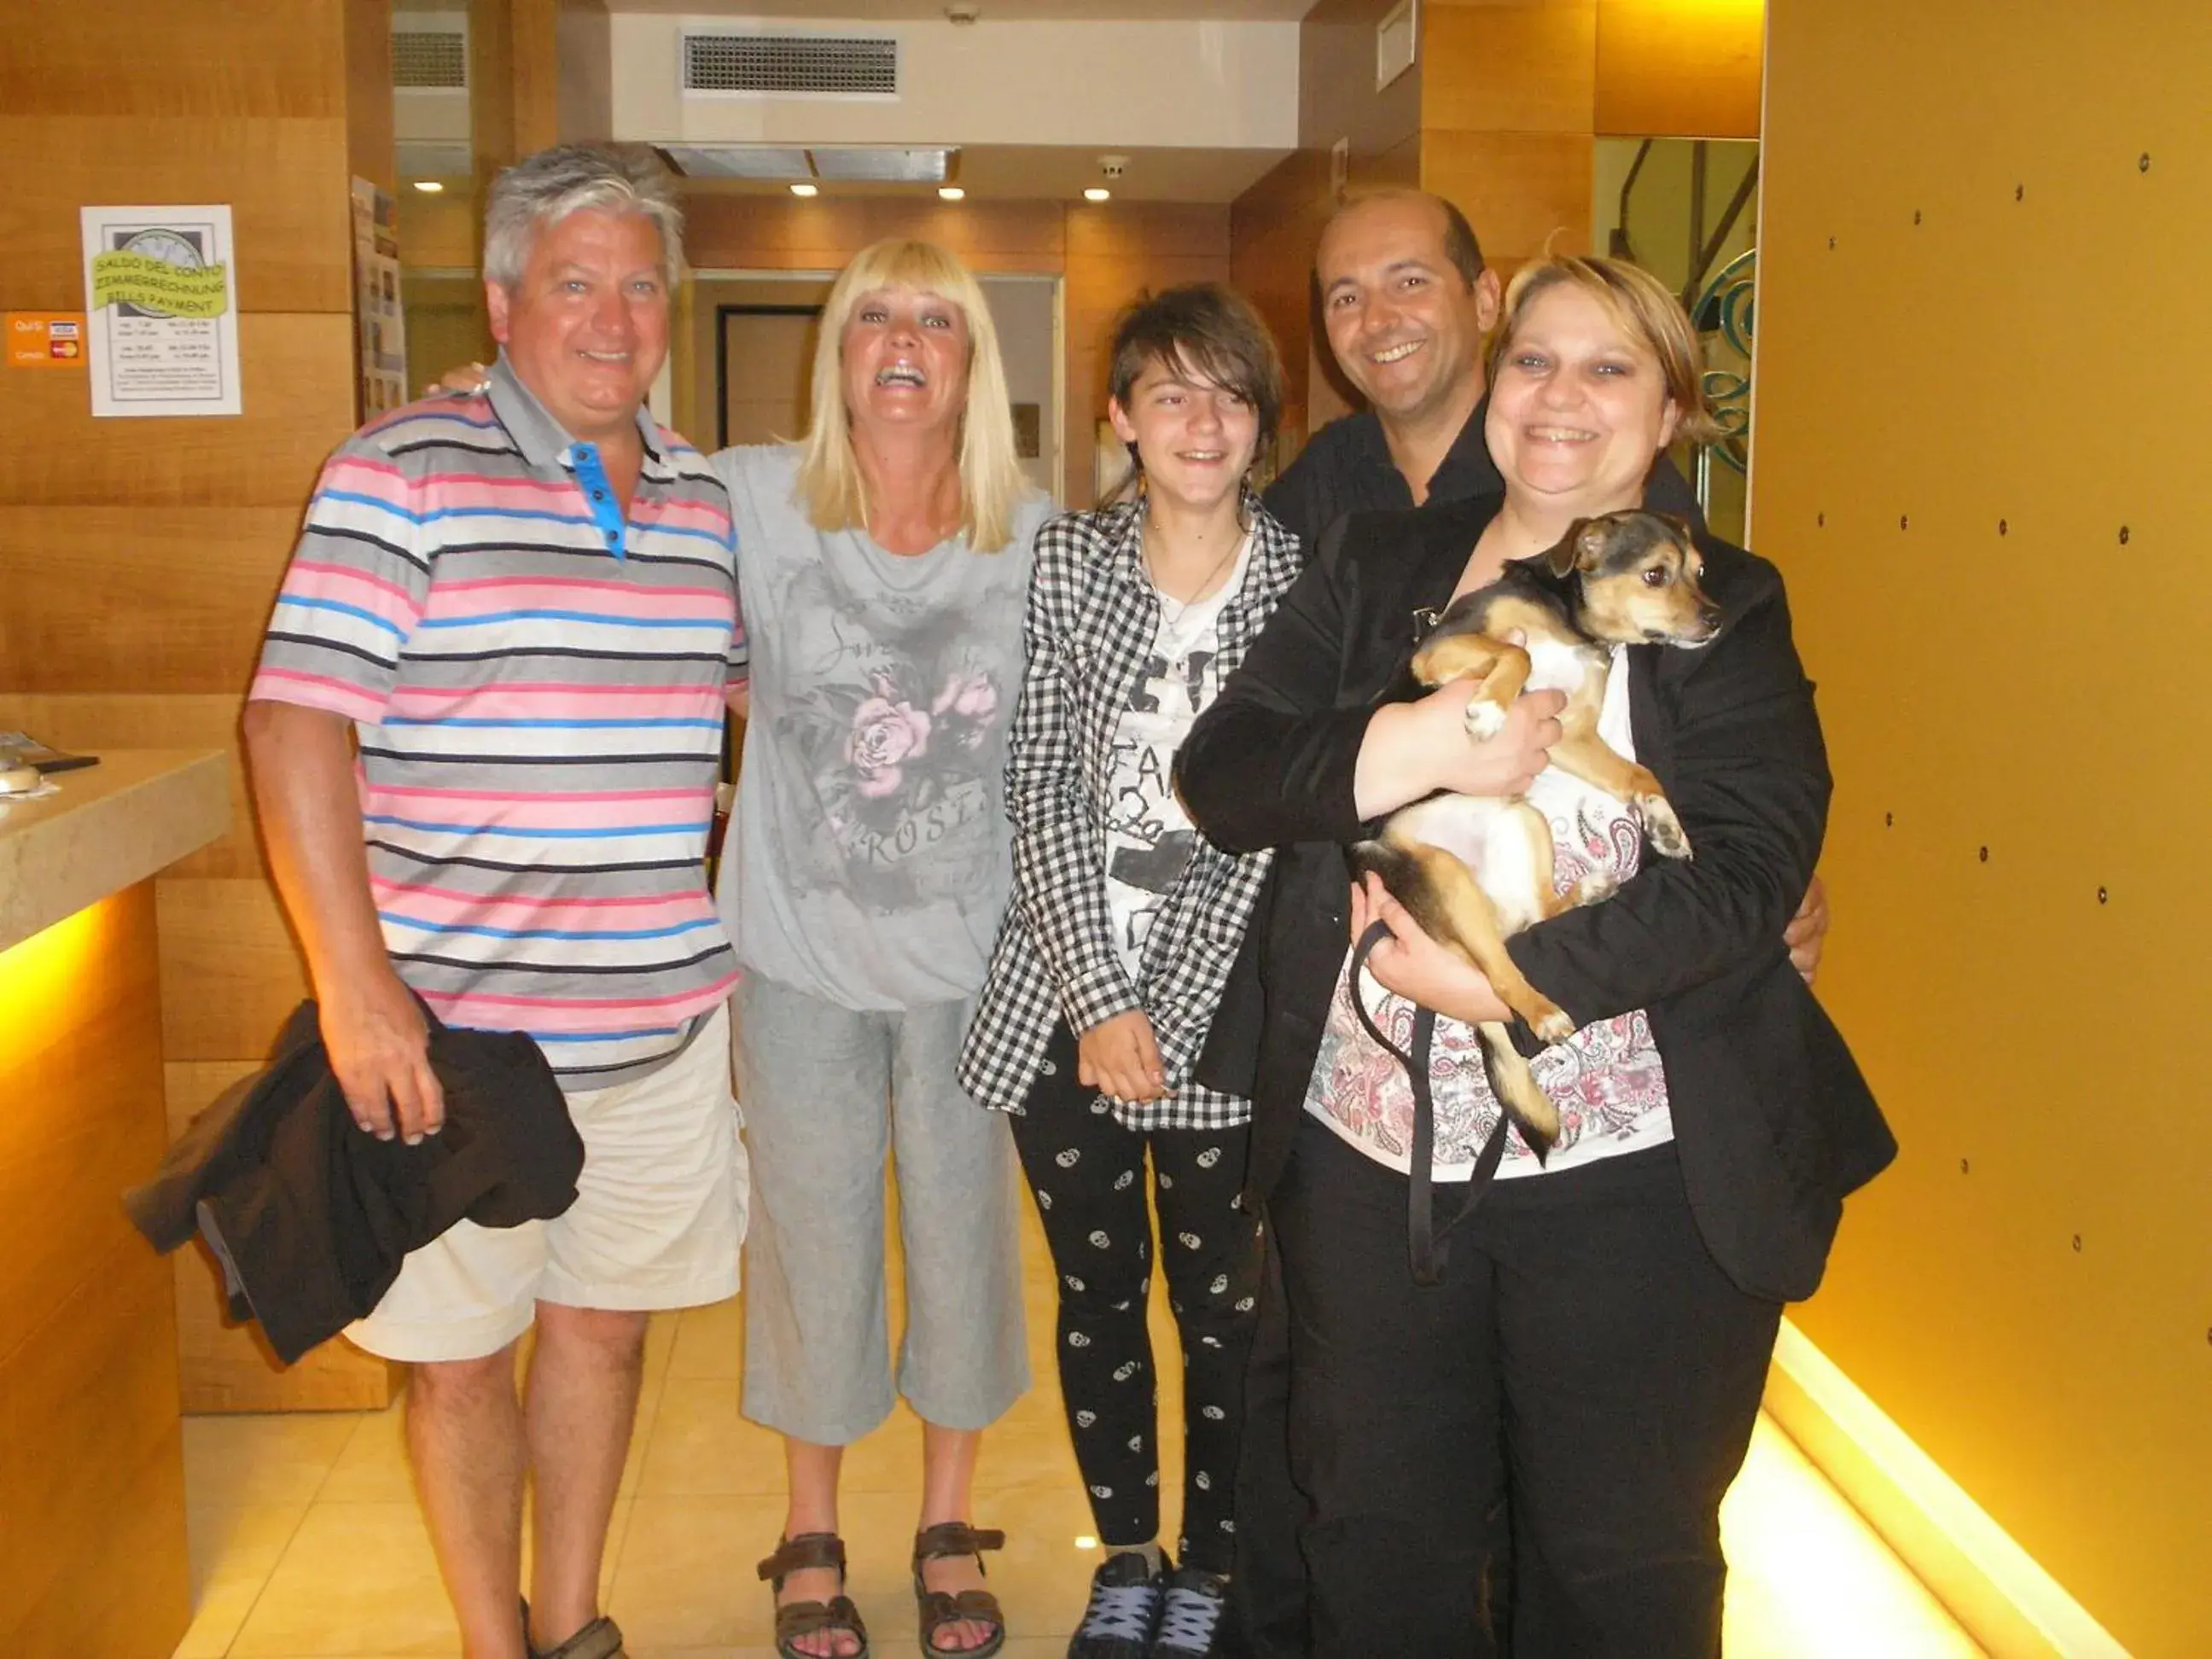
[{"x1": 1545, "y1": 517, "x2": 1598, "y2": 578}]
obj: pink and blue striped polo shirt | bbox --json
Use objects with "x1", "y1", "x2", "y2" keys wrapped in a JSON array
[{"x1": 249, "y1": 359, "x2": 742, "y2": 1089}]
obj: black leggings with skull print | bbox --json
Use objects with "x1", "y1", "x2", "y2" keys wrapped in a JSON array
[{"x1": 1009, "y1": 1022, "x2": 1261, "y2": 1575}]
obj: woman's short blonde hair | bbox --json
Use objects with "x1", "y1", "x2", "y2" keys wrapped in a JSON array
[
  {"x1": 1484, "y1": 255, "x2": 1721, "y2": 448},
  {"x1": 796, "y1": 239, "x2": 1028, "y2": 552}
]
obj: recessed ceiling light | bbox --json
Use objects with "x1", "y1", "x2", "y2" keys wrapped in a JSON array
[
  {"x1": 790, "y1": 183, "x2": 819, "y2": 197},
  {"x1": 1084, "y1": 187, "x2": 1111, "y2": 203},
  {"x1": 938, "y1": 186, "x2": 965, "y2": 201},
  {"x1": 412, "y1": 180, "x2": 445, "y2": 194}
]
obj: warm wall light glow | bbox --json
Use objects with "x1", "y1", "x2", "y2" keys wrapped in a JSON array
[
  {"x1": 1084, "y1": 187, "x2": 1111, "y2": 202},
  {"x1": 412, "y1": 180, "x2": 445, "y2": 194},
  {"x1": 0, "y1": 892, "x2": 119, "y2": 1034},
  {"x1": 1074, "y1": 1535, "x2": 1099, "y2": 1551},
  {"x1": 790, "y1": 183, "x2": 819, "y2": 197},
  {"x1": 938, "y1": 186, "x2": 965, "y2": 201}
]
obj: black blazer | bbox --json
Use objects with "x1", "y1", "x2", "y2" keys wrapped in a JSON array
[{"x1": 1174, "y1": 492, "x2": 1894, "y2": 1303}]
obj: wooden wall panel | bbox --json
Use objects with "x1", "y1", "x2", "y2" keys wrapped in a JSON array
[
  {"x1": 346, "y1": 0, "x2": 397, "y2": 193},
  {"x1": 1419, "y1": 131, "x2": 1597, "y2": 265},
  {"x1": 158, "y1": 878, "x2": 312, "y2": 1062},
  {"x1": 0, "y1": 1237, "x2": 185, "y2": 1644},
  {"x1": 9, "y1": 1421, "x2": 190, "y2": 1654},
  {"x1": 0, "y1": 116, "x2": 354, "y2": 311},
  {"x1": 398, "y1": 190, "x2": 485, "y2": 269},
  {"x1": 0, "y1": 3, "x2": 346, "y2": 118},
  {"x1": 1230, "y1": 149, "x2": 1332, "y2": 436},
  {"x1": 0, "y1": 509, "x2": 296, "y2": 696},
  {"x1": 0, "y1": 885, "x2": 189, "y2": 1655},
  {"x1": 0, "y1": 313, "x2": 358, "y2": 507},
  {"x1": 1755, "y1": 2, "x2": 2212, "y2": 1651},
  {"x1": 1423, "y1": 0, "x2": 1599, "y2": 136},
  {"x1": 0, "y1": 886, "x2": 165, "y2": 1370},
  {"x1": 685, "y1": 195, "x2": 1068, "y2": 275},
  {"x1": 1418, "y1": 0, "x2": 1596, "y2": 271},
  {"x1": 1595, "y1": 0, "x2": 1762, "y2": 140}
]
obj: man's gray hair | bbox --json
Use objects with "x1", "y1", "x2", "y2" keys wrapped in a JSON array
[{"x1": 482, "y1": 144, "x2": 684, "y2": 289}]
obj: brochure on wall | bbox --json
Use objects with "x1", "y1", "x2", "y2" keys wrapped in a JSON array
[
  {"x1": 350, "y1": 178, "x2": 410, "y2": 418},
  {"x1": 79, "y1": 204, "x2": 242, "y2": 417}
]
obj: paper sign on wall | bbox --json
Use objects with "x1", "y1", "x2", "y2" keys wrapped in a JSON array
[
  {"x1": 5, "y1": 313, "x2": 86, "y2": 368},
  {"x1": 79, "y1": 204, "x2": 242, "y2": 417},
  {"x1": 350, "y1": 179, "x2": 409, "y2": 419}
]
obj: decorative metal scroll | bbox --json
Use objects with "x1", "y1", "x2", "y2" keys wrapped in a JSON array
[{"x1": 1693, "y1": 246, "x2": 1755, "y2": 478}]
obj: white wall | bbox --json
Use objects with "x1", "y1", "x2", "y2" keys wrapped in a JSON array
[
  {"x1": 980, "y1": 276, "x2": 1060, "y2": 501},
  {"x1": 609, "y1": 14, "x2": 1301, "y2": 149}
]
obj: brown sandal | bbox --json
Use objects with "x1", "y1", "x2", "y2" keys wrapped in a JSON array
[
  {"x1": 757, "y1": 1532, "x2": 870, "y2": 1659},
  {"x1": 911, "y1": 1521, "x2": 1007, "y2": 1657}
]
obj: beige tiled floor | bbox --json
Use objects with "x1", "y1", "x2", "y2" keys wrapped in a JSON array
[{"x1": 175, "y1": 1202, "x2": 1982, "y2": 1658}]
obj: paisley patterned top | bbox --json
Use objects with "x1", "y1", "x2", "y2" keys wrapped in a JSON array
[{"x1": 1302, "y1": 646, "x2": 1674, "y2": 1179}]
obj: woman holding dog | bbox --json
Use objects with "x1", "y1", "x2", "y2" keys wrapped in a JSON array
[{"x1": 1175, "y1": 254, "x2": 1894, "y2": 1657}]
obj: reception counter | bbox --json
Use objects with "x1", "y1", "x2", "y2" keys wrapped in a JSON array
[{"x1": 0, "y1": 750, "x2": 229, "y2": 1654}]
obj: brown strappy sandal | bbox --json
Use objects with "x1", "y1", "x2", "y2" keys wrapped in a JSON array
[
  {"x1": 757, "y1": 1532, "x2": 870, "y2": 1659},
  {"x1": 910, "y1": 1521, "x2": 1008, "y2": 1658}
]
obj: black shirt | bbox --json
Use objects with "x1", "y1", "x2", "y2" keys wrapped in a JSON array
[{"x1": 1261, "y1": 397, "x2": 1704, "y2": 551}]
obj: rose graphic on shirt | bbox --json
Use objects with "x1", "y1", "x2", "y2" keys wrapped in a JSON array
[
  {"x1": 847, "y1": 677, "x2": 934, "y2": 799},
  {"x1": 933, "y1": 669, "x2": 999, "y2": 749}
]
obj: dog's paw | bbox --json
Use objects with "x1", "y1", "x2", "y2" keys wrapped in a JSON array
[
  {"x1": 1529, "y1": 1004, "x2": 1575, "y2": 1044},
  {"x1": 1463, "y1": 697, "x2": 1509, "y2": 740},
  {"x1": 1572, "y1": 871, "x2": 1618, "y2": 905},
  {"x1": 1638, "y1": 795, "x2": 1694, "y2": 860}
]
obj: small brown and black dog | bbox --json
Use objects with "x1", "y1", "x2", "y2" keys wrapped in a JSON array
[{"x1": 1349, "y1": 509, "x2": 1721, "y2": 1158}]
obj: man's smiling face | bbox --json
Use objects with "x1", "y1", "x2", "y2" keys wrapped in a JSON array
[
  {"x1": 1317, "y1": 195, "x2": 1499, "y2": 425},
  {"x1": 486, "y1": 207, "x2": 669, "y2": 443}
]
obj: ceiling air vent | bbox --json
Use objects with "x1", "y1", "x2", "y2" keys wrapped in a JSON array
[
  {"x1": 393, "y1": 29, "x2": 468, "y2": 90},
  {"x1": 682, "y1": 32, "x2": 899, "y2": 98}
]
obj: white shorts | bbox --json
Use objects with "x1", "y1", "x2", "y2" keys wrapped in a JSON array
[{"x1": 349, "y1": 1001, "x2": 747, "y2": 1364}]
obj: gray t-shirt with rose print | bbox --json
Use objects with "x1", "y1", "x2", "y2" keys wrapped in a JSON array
[{"x1": 713, "y1": 442, "x2": 1047, "y2": 1010}]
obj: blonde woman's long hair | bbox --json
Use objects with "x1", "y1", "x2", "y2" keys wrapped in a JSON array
[{"x1": 795, "y1": 239, "x2": 1027, "y2": 552}]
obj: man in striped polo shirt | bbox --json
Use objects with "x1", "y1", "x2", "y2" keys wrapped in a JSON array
[{"x1": 243, "y1": 146, "x2": 742, "y2": 1659}]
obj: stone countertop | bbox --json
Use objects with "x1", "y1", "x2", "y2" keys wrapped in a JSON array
[{"x1": 0, "y1": 750, "x2": 231, "y2": 954}]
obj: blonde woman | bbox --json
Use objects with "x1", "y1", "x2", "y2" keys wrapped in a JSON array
[{"x1": 716, "y1": 241, "x2": 1049, "y2": 1659}]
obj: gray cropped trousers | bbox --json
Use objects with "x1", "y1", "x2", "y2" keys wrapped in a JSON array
[{"x1": 735, "y1": 972, "x2": 1029, "y2": 1445}]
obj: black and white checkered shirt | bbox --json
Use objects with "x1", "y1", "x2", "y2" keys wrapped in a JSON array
[{"x1": 958, "y1": 496, "x2": 1304, "y2": 1131}]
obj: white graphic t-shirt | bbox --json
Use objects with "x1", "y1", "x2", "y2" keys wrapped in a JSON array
[
  {"x1": 1103, "y1": 534, "x2": 1254, "y2": 981},
  {"x1": 1303, "y1": 645, "x2": 1674, "y2": 1179}
]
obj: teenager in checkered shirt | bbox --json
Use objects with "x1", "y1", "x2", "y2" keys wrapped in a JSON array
[{"x1": 958, "y1": 286, "x2": 1305, "y2": 1659}]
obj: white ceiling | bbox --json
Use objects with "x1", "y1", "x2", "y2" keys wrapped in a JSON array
[{"x1": 608, "y1": 2, "x2": 1320, "y2": 18}]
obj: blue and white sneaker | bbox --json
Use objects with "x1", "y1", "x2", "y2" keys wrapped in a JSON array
[
  {"x1": 1150, "y1": 1564, "x2": 1230, "y2": 1658},
  {"x1": 1068, "y1": 1550, "x2": 1161, "y2": 1659}
]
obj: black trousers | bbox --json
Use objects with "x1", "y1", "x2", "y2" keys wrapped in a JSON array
[
  {"x1": 1010, "y1": 1023, "x2": 1263, "y2": 1575},
  {"x1": 1222, "y1": 1227, "x2": 1313, "y2": 1659},
  {"x1": 1269, "y1": 1118, "x2": 1781, "y2": 1659}
]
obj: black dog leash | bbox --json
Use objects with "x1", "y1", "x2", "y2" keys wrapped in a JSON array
[{"x1": 1349, "y1": 920, "x2": 1511, "y2": 1286}]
